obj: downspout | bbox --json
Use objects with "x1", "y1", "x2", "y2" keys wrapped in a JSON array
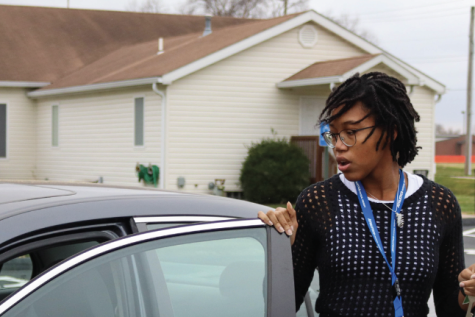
[{"x1": 152, "y1": 82, "x2": 167, "y2": 189}]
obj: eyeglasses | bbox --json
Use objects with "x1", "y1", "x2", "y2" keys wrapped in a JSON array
[{"x1": 321, "y1": 126, "x2": 375, "y2": 148}]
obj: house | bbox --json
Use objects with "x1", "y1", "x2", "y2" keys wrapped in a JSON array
[
  {"x1": 435, "y1": 135, "x2": 475, "y2": 163},
  {"x1": 0, "y1": 5, "x2": 445, "y2": 194}
]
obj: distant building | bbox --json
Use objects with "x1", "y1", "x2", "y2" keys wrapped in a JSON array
[
  {"x1": 435, "y1": 135, "x2": 475, "y2": 163},
  {"x1": 435, "y1": 134, "x2": 460, "y2": 142},
  {"x1": 0, "y1": 5, "x2": 446, "y2": 191}
]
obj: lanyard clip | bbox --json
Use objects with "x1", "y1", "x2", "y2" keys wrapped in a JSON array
[{"x1": 392, "y1": 279, "x2": 401, "y2": 298}]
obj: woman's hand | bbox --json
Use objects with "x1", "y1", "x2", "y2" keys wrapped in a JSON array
[
  {"x1": 459, "y1": 263, "x2": 475, "y2": 296},
  {"x1": 257, "y1": 201, "x2": 298, "y2": 245}
]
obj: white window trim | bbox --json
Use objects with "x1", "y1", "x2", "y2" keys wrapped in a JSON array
[
  {"x1": 51, "y1": 104, "x2": 60, "y2": 148},
  {"x1": 134, "y1": 95, "x2": 146, "y2": 149},
  {"x1": 0, "y1": 101, "x2": 8, "y2": 160}
]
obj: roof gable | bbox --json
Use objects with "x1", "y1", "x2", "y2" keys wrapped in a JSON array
[{"x1": 277, "y1": 54, "x2": 420, "y2": 88}]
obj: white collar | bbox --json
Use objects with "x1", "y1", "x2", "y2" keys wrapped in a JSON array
[{"x1": 339, "y1": 171, "x2": 423, "y2": 203}]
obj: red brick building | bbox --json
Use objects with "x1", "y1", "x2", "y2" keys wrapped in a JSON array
[{"x1": 435, "y1": 135, "x2": 475, "y2": 163}]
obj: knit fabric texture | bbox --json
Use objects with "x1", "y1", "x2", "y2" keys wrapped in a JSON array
[{"x1": 292, "y1": 174, "x2": 465, "y2": 317}]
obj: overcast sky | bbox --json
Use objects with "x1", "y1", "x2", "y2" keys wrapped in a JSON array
[{"x1": 2, "y1": 0, "x2": 475, "y2": 134}]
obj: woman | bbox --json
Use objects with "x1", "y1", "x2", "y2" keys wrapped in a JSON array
[{"x1": 258, "y1": 72, "x2": 475, "y2": 317}]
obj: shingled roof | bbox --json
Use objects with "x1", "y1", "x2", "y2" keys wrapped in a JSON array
[
  {"x1": 38, "y1": 13, "x2": 300, "y2": 90},
  {"x1": 282, "y1": 54, "x2": 379, "y2": 82},
  {"x1": 0, "y1": 5, "x2": 256, "y2": 83}
]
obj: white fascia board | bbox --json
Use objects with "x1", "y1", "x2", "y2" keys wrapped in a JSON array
[
  {"x1": 161, "y1": 11, "x2": 381, "y2": 85},
  {"x1": 277, "y1": 76, "x2": 342, "y2": 88},
  {"x1": 383, "y1": 54, "x2": 446, "y2": 94},
  {"x1": 342, "y1": 54, "x2": 420, "y2": 85},
  {"x1": 310, "y1": 11, "x2": 382, "y2": 55},
  {"x1": 0, "y1": 81, "x2": 50, "y2": 88},
  {"x1": 27, "y1": 77, "x2": 161, "y2": 98}
]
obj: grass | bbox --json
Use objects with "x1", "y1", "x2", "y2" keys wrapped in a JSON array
[{"x1": 435, "y1": 163, "x2": 475, "y2": 214}]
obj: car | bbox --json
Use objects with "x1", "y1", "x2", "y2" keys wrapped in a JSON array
[{"x1": 0, "y1": 181, "x2": 320, "y2": 317}]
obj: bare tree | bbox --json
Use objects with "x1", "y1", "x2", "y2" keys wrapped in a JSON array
[
  {"x1": 180, "y1": 0, "x2": 308, "y2": 18},
  {"x1": 323, "y1": 11, "x2": 378, "y2": 44},
  {"x1": 436, "y1": 123, "x2": 461, "y2": 136},
  {"x1": 125, "y1": 0, "x2": 165, "y2": 13},
  {"x1": 269, "y1": 0, "x2": 308, "y2": 17}
]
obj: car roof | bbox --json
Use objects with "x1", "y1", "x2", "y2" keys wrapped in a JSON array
[{"x1": 0, "y1": 181, "x2": 270, "y2": 247}]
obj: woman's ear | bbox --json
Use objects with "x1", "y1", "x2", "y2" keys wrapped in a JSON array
[{"x1": 393, "y1": 125, "x2": 398, "y2": 140}]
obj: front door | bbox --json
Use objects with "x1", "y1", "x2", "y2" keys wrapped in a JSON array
[{"x1": 299, "y1": 97, "x2": 326, "y2": 136}]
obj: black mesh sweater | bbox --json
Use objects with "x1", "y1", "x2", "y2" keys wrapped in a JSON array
[{"x1": 292, "y1": 174, "x2": 465, "y2": 317}]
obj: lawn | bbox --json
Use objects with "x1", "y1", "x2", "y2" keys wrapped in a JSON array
[{"x1": 435, "y1": 163, "x2": 475, "y2": 214}]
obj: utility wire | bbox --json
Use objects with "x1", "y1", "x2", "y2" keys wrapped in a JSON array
[
  {"x1": 358, "y1": 0, "x2": 469, "y2": 16},
  {"x1": 362, "y1": 11, "x2": 469, "y2": 23},
  {"x1": 363, "y1": 9, "x2": 468, "y2": 22},
  {"x1": 363, "y1": 5, "x2": 468, "y2": 20},
  {"x1": 410, "y1": 59, "x2": 467, "y2": 63},
  {"x1": 400, "y1": 54, "x2": 466, "y2": 60},
  {"x1": 388, "y1": 35, "x2": 467, "y2": 43}
]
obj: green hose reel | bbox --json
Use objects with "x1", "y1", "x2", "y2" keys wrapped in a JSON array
[{"x1": 136, "y1": 163, "x2": 160, "y2": 187}]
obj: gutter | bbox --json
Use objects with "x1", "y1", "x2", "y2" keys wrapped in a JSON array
[
  {"x1": 0, "y1": 81, "x2": 50, "y2": 88},
  {"x1": 27, "y1": 77, "x2": 162, "y2": 98},
  {"x1": 152, "y1": 82, "x2": 167, "y2": 190},
  {"x1": 276, "y1": 76, "x2": 343, "y2": 88}
]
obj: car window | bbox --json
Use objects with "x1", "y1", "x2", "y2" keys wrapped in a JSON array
[
  {"x1": 155, "y1": 229, "x2": 266, "y2": 317},
  {"x1": 0, "y1": 239, "x2": 103, "y2": 304},
  {"x1": 0, "y1": 256, "x2": 32, "y2": 305},
  {"x1": 0, "y1": 256, "x2": 31, "y2": 289},
  {"x1": 308, "y1": 269, "x2": 320, "y2": 313},
  {"x1": 2, "y1": 227, "x2": 267, "y2": 317},
  {"x1": 296, "y1": 300, "x2": 308, "y2": 317}
]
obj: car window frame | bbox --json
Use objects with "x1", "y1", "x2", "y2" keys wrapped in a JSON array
[
  {"x1": 0, "y1": 231, "x2": 116, "y2": 266},
  {"x1": 0, "y1": 219, "x2": 295, "y2": 317},
  {"x1": 133, "y1": 216, "x2": 236, "y2": 232}
]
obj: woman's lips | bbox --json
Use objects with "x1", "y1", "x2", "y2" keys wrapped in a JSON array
[{"x1": 336, "y1": 158, "x2": 351, "y2": 172}]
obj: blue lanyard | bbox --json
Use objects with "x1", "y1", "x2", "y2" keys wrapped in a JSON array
[{"x1": 355, "y1": 169, "x2": 406, "y2": 317}]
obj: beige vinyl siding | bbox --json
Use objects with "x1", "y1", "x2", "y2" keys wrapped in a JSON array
[
  {"x1": 0, "y1": 88, "x2": 37, "y2": 179},
  {"x1": 404, "y1": 86, "x2": 436, "y2": 179},
  {"x1": 166, "y1": 23, "x2": 367, "y2": 193},
  {"x1": 35, "y1": 86, "x2": 162, "y2": 185}
]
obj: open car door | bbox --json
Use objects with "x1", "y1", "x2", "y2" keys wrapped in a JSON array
[{"x1": 0, "y1": 219, "x2": 295, "y2": 317}]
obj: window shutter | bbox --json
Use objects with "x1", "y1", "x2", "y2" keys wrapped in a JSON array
[
  {"x1": 52, "y1": 106, "x2": 59, "y2": 147},
  {"x1": 135, "y1": 98, "x2": 144, "y2": 146},
  {"x1": 0, "y1": 104, "x2": 6, "y2": 157}
]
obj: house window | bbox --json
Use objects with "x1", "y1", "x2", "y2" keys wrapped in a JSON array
[
  {"x1": 0, "y1": 104, "x2": 6, "y2": 158},
  {"x1": 135, "y1": 97, "x2": 144, "y2": 146},
  {"x1": 52, "y1": 105, "x2": 59, "y2": 147}
]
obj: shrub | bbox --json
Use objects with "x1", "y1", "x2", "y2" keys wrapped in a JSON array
[{"x1": 240, "y1": 136, "x2": 310, "y2": 204}]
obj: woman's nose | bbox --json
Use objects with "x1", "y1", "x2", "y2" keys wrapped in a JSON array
[{"x1": 334, "y1": 136, "x2": 348, "y2": 151}]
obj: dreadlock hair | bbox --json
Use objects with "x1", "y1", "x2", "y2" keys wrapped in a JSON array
[{"x1": 319, "y1": 72, "x2": 421, "y2": 168}]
